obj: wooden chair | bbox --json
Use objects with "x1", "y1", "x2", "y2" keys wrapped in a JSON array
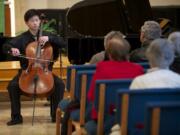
[
  {"x1": 56, "y1": 68, "x2": 76, "y2": 135},
  {"x1": 116, "y1": 88, "x2": 180, "y2": 135},
  {"x1": 94, "y1": 79, "x2": 132, "y2": 135},
  {"x1": 144, "y1": 101, "x2": 180, "y2": 135},
  {"x1": 67, "y1": 70, "x2": 95, "y2": 135},
  {"x1": 66, "y1": 64, "x2": 96, "y2": 92},
  {"x1": 56, "y1": 65, "x2": 96, "y2": 135}
]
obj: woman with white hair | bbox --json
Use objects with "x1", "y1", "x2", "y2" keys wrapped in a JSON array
[
  {"x1": 130, "y1": 38, "x2": 180, "y2": 89},
  {"x1": 168, "y1": 32, "x2": 180, "y2": 74}
]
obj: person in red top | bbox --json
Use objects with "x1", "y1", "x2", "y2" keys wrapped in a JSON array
[
  {"x1": 88, "y1": 61, "x2": 144, "y2": 102},
  {"x1": 84, "y1": 32, "x2": 144, "y2": 135}
]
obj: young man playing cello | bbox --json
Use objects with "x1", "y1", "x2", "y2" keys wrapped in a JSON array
[{"x1": 3, "y1": 9, "x2": 65, "y2": 125}]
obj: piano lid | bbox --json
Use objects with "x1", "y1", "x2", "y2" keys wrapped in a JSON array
[{"x1": 67, "y1": 0, "x2": 153, "y2": 37}]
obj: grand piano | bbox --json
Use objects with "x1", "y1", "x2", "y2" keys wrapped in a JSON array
[
  {"x1": 0, "y1": 0, "x2": 174, "y2": 64},
  {"x1": 66, "y1": 0, "x2": 153, "y2": 64}
]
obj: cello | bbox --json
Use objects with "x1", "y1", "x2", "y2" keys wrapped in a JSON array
[{"x1": 19, "y1": 17, "x2": 54, "y2": 98}]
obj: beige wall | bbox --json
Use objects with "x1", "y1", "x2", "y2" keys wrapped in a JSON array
[
  {"x1": 150, "y1": 0, "x2": 180, "y2": 6},
  {"x1": 14, "y1": 0, "x2": 82, "y2": 34},
  {"x1": 47, "y1": 0, "x2": 82, "y2": 9},
  {"x1": 15, "y1": 0, "x2": 48, "y2": 34},
  {"x1": 14, "y1": 0, "x2": 180, "y2": 35},
  {"x1": 15, "y1": 0, "x2": 28, "y2": 34}
]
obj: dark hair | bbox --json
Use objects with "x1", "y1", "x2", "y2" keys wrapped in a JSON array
[{"x1": 24, "y1": 9, "x2": 40, "y2": 22}]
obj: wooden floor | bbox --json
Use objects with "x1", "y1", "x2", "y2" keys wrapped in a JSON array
[{"x1": 0, "y1": 100, "x2": 56, "y2": 135}]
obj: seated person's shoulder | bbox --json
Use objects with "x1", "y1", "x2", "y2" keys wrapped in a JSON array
[
  {"x1": 89, "y1": 51, "x2": 105, "y2": 64},
  {"x1": 130, "y1": 48, "x2": 147, "y2": 62}
]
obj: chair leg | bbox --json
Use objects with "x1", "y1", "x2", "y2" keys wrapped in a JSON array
[
  {"x1": 56, "y1": 108, "x2": 61, "y2": 135},
  {"x1": 67, "y1": 119, "x2": 73, "y2": 135}
]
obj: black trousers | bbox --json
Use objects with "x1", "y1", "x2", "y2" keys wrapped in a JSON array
[{"x1": 7, "y1": 72, "x2": 65, "y2": 120}]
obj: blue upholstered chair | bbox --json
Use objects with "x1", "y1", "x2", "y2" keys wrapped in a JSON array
[
  {"x1": 93, "y1": 79, "x2": 132, "y2": 135},
  {"x1": 144, "y1": 101, "x2": 180, "y2": 135},
  {"x1": 56, "y1": 65, "x2": 96, "y2": 135},
  {"x1": 66, "y1": 64, "x2": 96, "y2": 92},
  {"x1": 67, "y1": 70, "x2": 95, "y2": 134},
  {"x1": 116, "y1": 88, "x2": 180, "y2": 135}
]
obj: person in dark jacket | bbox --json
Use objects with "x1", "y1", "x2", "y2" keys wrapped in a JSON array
[
  {"x1": 3, "y1": 9, "x2": 65, "y2": 126},
  {"x1": 130, "y1": 21, "x2": 161, "y2": 62}
]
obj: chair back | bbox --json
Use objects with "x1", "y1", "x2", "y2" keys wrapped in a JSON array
[
  {"x1": 66, "y1": 64, "x2": 96, "y2": 91},
  {"x1": 66, "y1": 65, "x2": 96, "y2": 99},
  {"x1": 144, "y1": 101, "x2": 180, "y2": 135},
  {"x1": 116, "y1": 88, "x2": 180, "y2": 135},
  {"x1": 75, "y1": 70, "x2": 95, "y2": 99},
  {"x1": 94, "y1": 79, "x2": 132, "y2": 135}
]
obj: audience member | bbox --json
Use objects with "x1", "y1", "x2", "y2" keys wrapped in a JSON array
[
  {"x1": 110, "y1": 38, "x2": 180, "y2": 135},
  {"x1": 85, "y1": 33, "x2": 144, "y2": 135},
  {"x1": 168, "y1": 32, "x2": 180, "y2": 74},
  {"x1": 130, "y1": 38, "x2": 180, "y2": 89},
  {"x1": 89, "y1": 31, "x2": 125, "y2": 64},
  {"x1": 130, "y1": 21, "x2": 161, "y2": 62},
  {"x1": 60, "y1": 32, "x2": 130, "y2": 135}
]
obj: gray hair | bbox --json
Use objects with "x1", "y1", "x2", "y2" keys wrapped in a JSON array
[
  {"x1": 168, "y1": 32, "x2": 180, "y2": 56},
  {"x1": 146, "y1": 38, "x2": 174, "y2": 68},
  {"x1": 106, "y1": 37, "x2": 130, "y2": 61},
  {"x1": 141, "y1": 21, "x2": 161, "y2": 42},
  {"x1": 104, "y1": 31, "x2": 125, "y2": 49}
]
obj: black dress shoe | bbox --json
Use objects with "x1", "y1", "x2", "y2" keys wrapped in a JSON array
[{"x1": 7, "y1": 117, "x2": 23, "y2": 126}]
